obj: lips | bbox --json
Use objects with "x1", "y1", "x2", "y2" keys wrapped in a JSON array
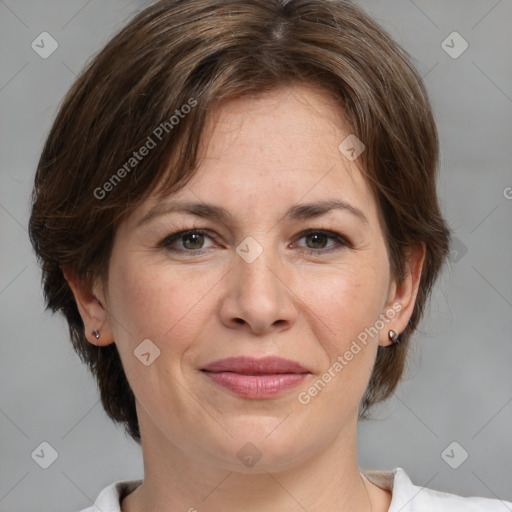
[
  {"x1": 201, "y1": 356, "x2": 311, "y2": 399},
  {"x1": 201, "y1": 356, "x2": 310, "y2": 375}
]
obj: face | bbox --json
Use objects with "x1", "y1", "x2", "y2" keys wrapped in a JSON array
[{"x1": 78, "y1": 83, "x2": 422, "y2": 473}]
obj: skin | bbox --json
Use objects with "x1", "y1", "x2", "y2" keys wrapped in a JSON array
[{"x1": 66, "y1": 83, "x2": 425, "y2": 512}]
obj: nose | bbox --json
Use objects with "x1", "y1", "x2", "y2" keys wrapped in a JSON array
[{"x1": 218, "y1": 245, "x2": 298, "y2": 335}]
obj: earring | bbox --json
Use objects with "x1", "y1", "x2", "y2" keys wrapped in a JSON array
[
  {"x1": 388, "y1": 330, "x2": 399, "y2": 344},
  {"x1": 92, "y1": 330, "x2": 100, "y2": 340}
]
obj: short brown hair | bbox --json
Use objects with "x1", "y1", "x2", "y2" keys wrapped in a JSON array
[{"x1": 29, "y1": 0, "x2": 451, "y2": 444}]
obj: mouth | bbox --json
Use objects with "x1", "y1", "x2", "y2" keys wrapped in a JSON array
[
  {"x1": 201, "y1": 355, "x2": 310, "y2": 374},
  {"x1": 200, "y1": 356, "x2": 311, "y2": 399}
]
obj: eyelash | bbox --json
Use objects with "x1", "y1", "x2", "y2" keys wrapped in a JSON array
[{"x1": 158, "y1": 225, "x2": 351, "y2": 256}]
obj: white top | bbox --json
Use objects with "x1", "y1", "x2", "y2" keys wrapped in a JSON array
[{"x1": 78, "y1": 467, "x2": 512, "y2": 512}]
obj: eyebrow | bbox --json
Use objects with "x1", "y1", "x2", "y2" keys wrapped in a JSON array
[{"x1": 136, "y1": 198, "x2": 369, "y2": 228}]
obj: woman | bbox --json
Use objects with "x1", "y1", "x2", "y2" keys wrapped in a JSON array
[{"x1": 28, "y1": 0, "x2": 511, "y2": 511}]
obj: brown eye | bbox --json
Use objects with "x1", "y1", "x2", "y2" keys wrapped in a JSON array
[
  {"x1": 181, "y1": 232, "x2": 205, "y2": 250},
  {"x1": 305, "y1": 232, "x2": 330, "y2": 249},
  {"x1": 294, "y1": 229, "x2": 350, "y2": 254},
  {"x1": 161, "y1": 229, "x2": 216, "y2": 253}
]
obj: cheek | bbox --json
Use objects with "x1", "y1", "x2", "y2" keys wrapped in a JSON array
[
  {"x1": 107, "y1": 262, "x2": 168, "y2": 342},
  {"x1": 106, "y1": 254, "x2": 222, "y2": 349},
  {"x1": 303, "y1": 257, "x2": 389, "y2": 341},
  {"x1": 299, "y1": 258, "x2": 388, "y2": 396}
]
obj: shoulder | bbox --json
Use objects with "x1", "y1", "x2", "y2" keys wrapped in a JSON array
[
  {"x1": 76, "y1": 479, "x2": 142, "y2": 512},
  {"x1": 362, "y1": 467, "x2": 512, "y2": 512}
]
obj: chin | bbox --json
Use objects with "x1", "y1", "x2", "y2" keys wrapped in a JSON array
[{"x1": 203, "y1": 420, "x2": 315, "y2": 473}]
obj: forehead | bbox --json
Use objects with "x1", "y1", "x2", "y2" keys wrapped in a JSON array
[
  {"x1": 199, "y1": 84, "x2": 358, "y2": 177},
  {"x1": 134, "y1": 83, "x2": 379, "y2": 227}
]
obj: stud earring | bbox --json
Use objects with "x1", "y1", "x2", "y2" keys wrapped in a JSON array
[
  {"x1": 388, "y1": 329, "x2": 399, "y2": 344},
  {"x1": 92, "y1": 330, "x2": 100, "y2": 340}
]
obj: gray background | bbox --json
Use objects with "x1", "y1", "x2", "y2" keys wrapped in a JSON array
[{"x1": 1, "y1": 0, "x2": 511, "y2": 511}]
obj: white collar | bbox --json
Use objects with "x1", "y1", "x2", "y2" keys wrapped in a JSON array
[{"x1": 83, "y1": 467, "x2": 511, "y2": 512}]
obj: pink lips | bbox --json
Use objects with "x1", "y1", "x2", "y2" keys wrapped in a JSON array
[{"x1": 201, "y1": 356, "x2": 311, "y2": 399}]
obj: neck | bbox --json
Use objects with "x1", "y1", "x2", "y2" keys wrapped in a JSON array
[{"x1": 122, "y1": 412, "x2": 377, "y2": 512}]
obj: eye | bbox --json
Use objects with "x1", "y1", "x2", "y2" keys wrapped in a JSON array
[
  {"x1": 159, "y1": 227, "x2": 350, "y2": 255},
  {"x1": 160, "y1": 229, "x2": 217, "y2": 253},
  {"x1": 293, "y1": 229, "x2": 350, "y2": 254}
]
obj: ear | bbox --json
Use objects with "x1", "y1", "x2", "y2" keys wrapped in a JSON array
[
  {"x1": 379, "y1": 242, "x2": 426, "y2": 347},
  {"x1": 62, "y1": 267, "x2": 115, "y2": 346}
]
